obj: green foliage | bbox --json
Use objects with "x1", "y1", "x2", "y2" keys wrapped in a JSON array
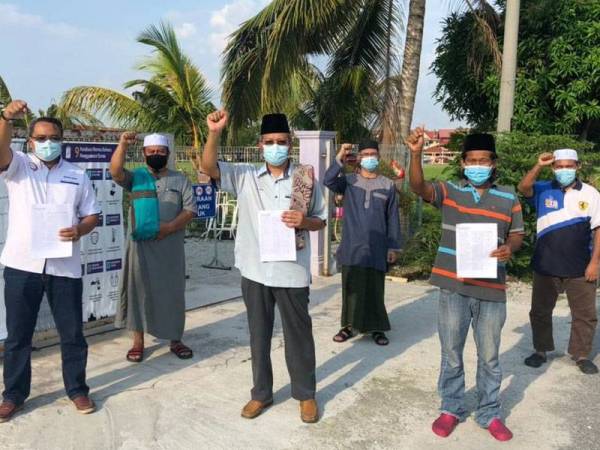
[
  {"x1": 221, "y1": 0, "x2": 402, "y2": 143},
  {"x1": 398, "y1": 204, "x2": 441, "y2": 274},
  {"x1": 400, "y1": 131, "x2": 598, "y2": 279},
  {"x1": 433, "y1": 0, "x2": 600, "y2": 140}
]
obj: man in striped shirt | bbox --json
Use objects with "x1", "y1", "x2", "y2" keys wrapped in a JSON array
[{"x1": 408, "y1": 129, "x2": 524, "y2": 442}]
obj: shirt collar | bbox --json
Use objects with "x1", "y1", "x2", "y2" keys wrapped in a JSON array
[
  {"x1": 551, "y1": 178, "x2": 582, "y2": 191},
  {"x1": 258, "y1": 161, "x2": 294, "y2": 179},
  {"x1": 459, "y1": 178, "x2": 497, "y2": 189},
  {"x1": 30, "y1": 154, "x2": 63, "y2": 170}
]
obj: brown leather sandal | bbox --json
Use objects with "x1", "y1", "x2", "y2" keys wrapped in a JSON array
[{"x1": 170, "y1": 342, "x2": 193, "y2": 359}]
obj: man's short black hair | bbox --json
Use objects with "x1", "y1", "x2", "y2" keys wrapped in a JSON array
[{"x1": 28, "y1": 117, "x2": 64, "y2": 138}]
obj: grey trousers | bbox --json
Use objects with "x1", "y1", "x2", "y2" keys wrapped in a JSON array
[{"x1": 241, "y1": 277, "x2": 316, "y2": 402}]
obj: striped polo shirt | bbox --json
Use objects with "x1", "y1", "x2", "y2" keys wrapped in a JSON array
[
  {"x1": 528, "y1": 179, "x2": 600, "y2": 278},
  {"x1": 429, "y1": 180, "x2": 525, "y2": 302}
]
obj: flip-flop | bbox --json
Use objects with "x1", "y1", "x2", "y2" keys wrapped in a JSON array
[{"x1": 333, "y1": 326, "x2": 354, "y2": 343}]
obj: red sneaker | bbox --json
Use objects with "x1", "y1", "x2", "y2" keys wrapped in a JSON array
[
  {"x1": 488, "y1": 418, "x2": 513, "y2": 441},
  {"x1": 432, "y1": 413, "x2": 459, "y2": 437}
]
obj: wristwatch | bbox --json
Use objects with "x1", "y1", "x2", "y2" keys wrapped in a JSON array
[{"x1": 0, "y1": 110, "x2": 13, "y2": 122}]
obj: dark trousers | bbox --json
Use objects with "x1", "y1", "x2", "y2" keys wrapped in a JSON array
[
  {"x1": 241, "y1": 277, "x2": 316, "y2": 402},
  {"x1": 2, "y1": 267, "x2": 89, "y2": 405},
  {"x1": 531, "y1": 272, "x2": 598, "y2": 359}
]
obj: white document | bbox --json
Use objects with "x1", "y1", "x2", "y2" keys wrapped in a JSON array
[
  {"x1": 30, "y1": 204, "x2": 74, "y2": 259},
  {"x1": 258, "y1": 210, "x2": 297, "y2": 262},
  {"x1": 456, "y1": 223, "x2": 498, "y2": 279}
]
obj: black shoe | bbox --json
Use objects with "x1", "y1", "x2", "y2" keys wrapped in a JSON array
[
  {"x1": 576, "y1": 359, "x2": 598, "y2": 375},
  {"x1": 524, "y1": 352, "x2": 547, "y2": 368}
]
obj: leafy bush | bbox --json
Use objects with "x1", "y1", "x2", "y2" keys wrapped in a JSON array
[{"x1": 400, "y1": 132, "x2": 598, "y2": 279}]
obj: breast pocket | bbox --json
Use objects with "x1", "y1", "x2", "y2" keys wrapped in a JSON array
[{"x1": 161, "y1": 188, "x2": 182, "y2": 207}]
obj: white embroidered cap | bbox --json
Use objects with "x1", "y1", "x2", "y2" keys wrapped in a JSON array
[
  {"x1": 553, "y1": 148, "x2": 578, "y2": 161},
  {"x1": 143, "y1": 133, "x2": 169, "y2": 149}
]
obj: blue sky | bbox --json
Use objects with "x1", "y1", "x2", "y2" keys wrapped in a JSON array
[{"x1": 0, "y1": 0, "x2": 466, "y2": 129}]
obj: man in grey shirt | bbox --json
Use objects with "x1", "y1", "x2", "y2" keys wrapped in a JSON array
[{"x1": 201, "y1": 110, "x2": 327, "y2": 423}]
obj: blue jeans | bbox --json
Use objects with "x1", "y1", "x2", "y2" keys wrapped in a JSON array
[
  {"x1": 437, "y1": 289, "x2": 506, "y2": 427},
  {"x1": 2, "y1": 267, "x2": 89, "y2": 405}
]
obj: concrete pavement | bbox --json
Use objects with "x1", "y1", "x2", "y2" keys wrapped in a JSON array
[{"x1": 0, "y1": 276, "x2": 598, "y2": 450}]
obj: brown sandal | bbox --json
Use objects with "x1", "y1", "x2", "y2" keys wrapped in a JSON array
[
  {"x1": 126, "y1": 347, "x2": 144, "y2": 363},
  {"x1": 333, "y1": 326, "x2": 354, "y2": 343},
  {"x1": 170, "y1": 342, "x2": 193, "y2": 359}
]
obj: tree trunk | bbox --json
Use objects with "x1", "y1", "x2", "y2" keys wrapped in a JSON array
[{"x1": 398, "y1": 0, "x2": 426, "y2": 141}]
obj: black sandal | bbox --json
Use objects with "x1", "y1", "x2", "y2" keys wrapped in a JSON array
[
  {"x1": 576, "y1": 359, "x2": 599, "y2": 375},
  {"x1": 372, "y1": 332, "x2": 389, "y2": 346},
  {"x1": 170, "y1": 342, "x2": 193, "y2": 359},
  {"x1": 333, "y1": 326, "x2": 354, "y2": 343},
  {"x1": 524, "y1": 352, "x2": 547, "y2": 368}
]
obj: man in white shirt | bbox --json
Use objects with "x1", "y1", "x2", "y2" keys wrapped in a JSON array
[{"x1": 0, "y1": 100, "x2": 100, "y2": 422}]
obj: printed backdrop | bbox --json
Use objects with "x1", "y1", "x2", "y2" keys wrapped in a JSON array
[{"x1": 0, "y1": 142, "x2": 124, "y2": 339}]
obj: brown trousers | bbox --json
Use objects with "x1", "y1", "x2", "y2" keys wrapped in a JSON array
[{"x1": 531, "y1": 272, "x2": 598, "y2": 358}]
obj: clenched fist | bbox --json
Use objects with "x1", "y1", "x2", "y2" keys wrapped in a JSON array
[
  {"x1": 537, "y1": 152, "x2": 554, "y2": 167},
  {"x1": 2, "y1": 100, "x2": 29, "y2": 121},
  {"x1": 119, "y1": 131, "x2": 137, "y2": 147},
  {"x1": 405, "y1": 127, "x2": 425, "y2": 154},
  {"x1": 207, "y1": 110, "x2": 228, "y2": 134}
]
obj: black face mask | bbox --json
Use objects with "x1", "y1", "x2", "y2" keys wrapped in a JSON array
[{"x1": 146, "y1": 154, "x2": 168, "y2": 172}]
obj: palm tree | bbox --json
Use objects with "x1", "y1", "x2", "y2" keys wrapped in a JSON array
[
  {"x1": 61, "y1": 22, "x2": 214, "y2": 149},
  {"x1": 0, "y1": 75, "x2": 11, "y2": 108},
  {"x1": 397, "y1": 0, "x2": 426, "y2": 142},
  {"x1": 222, "y1": 0, "x2": 402, "y2": 143}
]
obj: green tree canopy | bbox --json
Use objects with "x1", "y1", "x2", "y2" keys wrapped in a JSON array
[{"x1": 432, "y1": 0, "x2": 600, "y2": 140}]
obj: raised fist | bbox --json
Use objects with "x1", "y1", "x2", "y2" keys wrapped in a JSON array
[
  {"x1": 119, "y1": 131, "x2": 137, "y2": 146},
  {"x1": 537, "y1": 152, "x2": 555, "y2": 167},
  {"x1": 207, "y1": 110, "x2": 228, "y2": 133},
  {"x1": 2, "y1": 100, "x2": 29, "y2": 120},
  {"x1": 405, "y1": 127, "x2": 425, "y2": 153}
]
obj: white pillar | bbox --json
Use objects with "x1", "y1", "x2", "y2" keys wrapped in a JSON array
[
  {"x1": 497, "y1": 0, "x2": 521, "y2": 132},
  {"x1": 295, "y1": 130, "x2": 337, "y2": 277}
]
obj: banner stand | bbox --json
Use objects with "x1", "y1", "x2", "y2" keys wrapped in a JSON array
[{"x1": 201, "y1": 201, "x2": 231, "y2": 271}]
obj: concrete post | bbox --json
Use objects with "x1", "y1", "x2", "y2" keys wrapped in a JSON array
[
  {"x1": 497, "y1": 0, "x2": 521, "y2": 132},
  {"x1": 295, "y1": 130, "x2": 337, "y2": 277}
]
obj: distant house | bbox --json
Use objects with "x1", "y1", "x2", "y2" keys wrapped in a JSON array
[{"x1": 422, "y1": 128, "x2": 458, "y2": 164}]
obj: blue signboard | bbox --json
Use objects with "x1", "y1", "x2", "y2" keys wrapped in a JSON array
[{"x1": 193, "y1": 183, "x2": 217, "y2": 219}]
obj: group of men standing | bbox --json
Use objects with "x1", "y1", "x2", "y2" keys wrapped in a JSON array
[{"x1": 0, "y1": 99, "x2": 597, "y2": 444}]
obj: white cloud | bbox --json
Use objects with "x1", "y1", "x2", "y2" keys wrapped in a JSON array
[
  {"x1": 0, "y1": 3, "x2": 82, "y2": 38},
  {"x1": 174, "y1": 22, "x2": 197, "y2": 39},
  {"x1": 208, "y1": 0, "x2": 269, "y2": 55}
]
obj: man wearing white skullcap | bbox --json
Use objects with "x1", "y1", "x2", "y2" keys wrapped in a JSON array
[
  {"x1": 110, "y1": 131, "x2": 197, "y2": 362},
  {"x1": 518, "y1": 149, "x2": 600, "y2": 374}
]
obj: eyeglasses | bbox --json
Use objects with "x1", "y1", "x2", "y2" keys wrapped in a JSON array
[
  {"x1": 464, "y1": 157, "x2": 493, "y2": 166},
  {"x1": 31, "y1": 135, "x2": 62, "y2": 143},
  {"x1": 263, "y1": 139, "x2": 289, "y2": 146}
]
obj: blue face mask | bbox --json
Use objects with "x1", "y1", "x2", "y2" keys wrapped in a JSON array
[
  {"x1": 263, "y1": 144, "x2": 289, "y2": 166},
  {"x1": 554, "y1": 168, "x2": 577, "y2": 187},
  {"x1": 360, "y1": 156, "x2": 379, "y2": 172},
  {"x1": 33, "y1": 140, "x2": 62, "y2": 162},
  {"x1": 464, "y1": 165, "x2": 493, "y2": 186}
]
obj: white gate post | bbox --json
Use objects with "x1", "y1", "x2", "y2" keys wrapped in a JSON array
[{"x1": 295, "y1": 130, "x2": 337, "y2": 277}]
